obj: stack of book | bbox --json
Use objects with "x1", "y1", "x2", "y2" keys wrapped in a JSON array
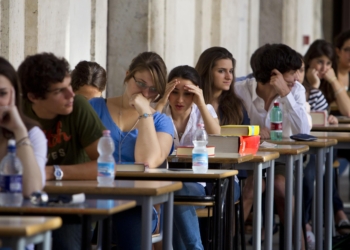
[{"x1": 208, "y1": 125, "x2": 260, "y2": 154}]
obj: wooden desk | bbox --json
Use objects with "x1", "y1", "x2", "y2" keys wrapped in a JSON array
[
  {"x1": 168, "y1": 152, "x2": 277, "y2": 250},
  {"x1": 259, "y1": 144, "x2": 309, "y2": 250},
  {"x1": 312, "y1": 123, "x2": 350, "y2": 132},
  {"x1": 44, "y1": 180, "x2": 182, "y2": 250},
  {"x1": 0, "y1": 216, "x2": 61, "y2": 250},
  {"x1": 233, "y1": 151, "x2": 280, "y2": 250},
  {"x1": 0, "y1": 199, "x2": 136, "y2": 250},
  {"x1": 168, "y1": 152, "x2": 253, "y2": 164},
  {"x1": 115, "y1": 169, "x2": 238, "y2": 250},
  {"x1": 265, "y1": 139, "x2": 337, "y2": 250},
  {"x1": 311, "y1": 131, "x2": 350, "y2": 149},
  {"x1": 335, "y1": 116, "x2": 350, "y2": 123}
]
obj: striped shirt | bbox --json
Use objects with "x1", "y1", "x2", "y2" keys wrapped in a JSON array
[{"x1": 308, "y1": 88, "x2": 328, "y2": 111}]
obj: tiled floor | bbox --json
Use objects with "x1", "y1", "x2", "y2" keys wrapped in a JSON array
[{"x1": 244, "y1": 164, "x2": 350, "y2": 250}]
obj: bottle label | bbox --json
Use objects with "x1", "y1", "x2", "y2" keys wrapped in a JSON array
[
  {"x1": 0, "y1": 175, "x2": 22, "y2": 193},
  {"x1": 270, "y1": 122, "x2": 282, "y2": 131},
  {"x1": 192, "y1": 153, "x2": 208, "y2": 167},
  {"x1": 98, "y1": 162, "x2": 115, "y2": 177}
]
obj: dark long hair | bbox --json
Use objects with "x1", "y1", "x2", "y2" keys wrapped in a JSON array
[
  {"x1": 303, "y1": 39, "x2": 337, "y2": 104},
  {"x1": 195, "y1": 47, "x2": 243, "y2": 125},
  {"x1": 0, "y1": 57, "x2": 38, "y2": 138},
  {"x1": 168, "y1": 65, "x2": 200, "y2": 86},
  {"x1": 71, "y1": 61, "x2": 107, "y2": 92}
]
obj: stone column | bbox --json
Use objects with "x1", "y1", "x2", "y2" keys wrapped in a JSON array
[
  {"x1": 0, "y1": 0, "x2": 25, "y2": 69},
  {"x1": 106, "y1": 0, "x2": 149, "y2": 97},
  {"x1": 93, "y1": 0, "x2": 108, "y2": 69},
  {"x1": 149, "y1": 0, "x2": 165, "y2": 59}
]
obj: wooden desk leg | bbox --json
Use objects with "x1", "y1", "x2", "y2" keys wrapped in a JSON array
[
  {"x1": 325, "y1": 146, "x2": 333, "y2": 250},
  {"x1": 294, "y1": 154, "x2": 303, "y2": 250},
  {"x1": 163, "y1": 192, "x2": 174, "y2": 250},
  {"x1": 101, "y1": 217, "x2": 111, "y2": 250},
  {"x1": 141, "y1": 198, "x2": 153, "y2": 250},
  {"x1": 315, "y1": 148, "x2": 324, "y2": 250},
  {"x1": 265, "y1": 160, "x2": 275, "y2": 250},
  {"x1": 253, "y1": 162, "x2": 262, "y2": 250},
  {"x1": 284, "y1": 156, "x2": 293, "y2": 250},
  {"x1": 81, "y1": 215, "x2": 92, "y2": 250}
]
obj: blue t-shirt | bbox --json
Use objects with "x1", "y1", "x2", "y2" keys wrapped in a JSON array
[{"x1": 90, "y1": 97, "x2": 174, "y2": 162}]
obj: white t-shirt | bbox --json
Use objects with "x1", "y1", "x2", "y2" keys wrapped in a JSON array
[
  {"x1": 164, "y1": 103, "x2": 218, "y2": 148},
  {"x1": 234, "y1": 78, "x2": 311, "y2": 137},
  {"x1": 28, "y1": 126, "x2": 47, "y2": 186}
]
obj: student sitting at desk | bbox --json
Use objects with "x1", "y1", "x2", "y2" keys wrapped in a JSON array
[
  {"x1": 90, "y1": 52, "x2": 175, "y2": 249},
  {"x1": 304, "y1": 39, "x2": 350, "y2": 117},
  {"x1": 18, "y1": 53, "x2": 105, "y2": 250},
  {"x1": 234, "y1": 44, "x2": 310, "y2": 246},
  {"x1": 0, "y1": 57, "x2": 46, "y2": 197},
  {"x1": 71, "y1": 60, "x2": 107, "y2": 100},
  {"x1": 297, "y1": 56, "x2": 350, "y2": 243},
  {"x1": 155, "y1": 65, "x2": 221, "y2": 249}
]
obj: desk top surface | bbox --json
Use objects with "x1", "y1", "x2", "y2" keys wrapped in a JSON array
[
  {"x1": 265, "y1": 138, "x2": 337, "y2": 147},
  {"x1": 168, "y1": 152, "x2": 253, "y2": 164},
  {"x1": 0, "y1": 216, "x2": 62, "y2": 237},
  {"x1": 335, "y1": 116, "x2": 350, "y2": 124},
  {"x1": 0, "y1": 199, "x2": 137, "y2": 216},
  {"x1": 250, "y1": 151, "x2": 280, "y2": 162},
  {"x1": 44, "y1": 180, "x2": 182, "y2": 196},
  {"x1": 259, "y1": 144, "x2": 309, "y2": 154},
  {"x1": 312, "y1": 123, "x2": 350, "y2": 132},
  {"x1": 311, "y1": 131, "x2": 350, "y2": 142},
  {"x1": 115, "y1": 169, "x2": 238, "y2": 179}
]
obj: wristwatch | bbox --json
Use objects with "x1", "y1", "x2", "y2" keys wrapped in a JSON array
[{"x1": 53, "y1": 165, "x2": 63, "y2": 180}]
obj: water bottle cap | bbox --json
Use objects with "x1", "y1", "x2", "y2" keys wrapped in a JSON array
[
  {"x1": 8, "y1": 139, "x2": 15, "y2": 146},
  {"x1": 197, "y1": 123, "x2": 204, "y2": 128},
  {"x1": 274, "y1": 102, "x2": 279, "y2": 107},
  {"x1": 102, "y1": 130, "x2": 111, "y2": 136}
]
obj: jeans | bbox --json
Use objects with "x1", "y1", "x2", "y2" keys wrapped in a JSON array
[
  {"x1": 303, "y1": 154, "x2": 344, "y2": 223},
  {"x1": 173, "y1": 182, "x2": 205, "y2": 250},
  {"x1": 112, "y1": 206, "x2": 158, "y2": 250},
  {"x1": 52, "y1": 224, "x2": 81, "y2": 250},
  {"x1": 173, "y1": 181, "x2": 241, "y2": 250}
]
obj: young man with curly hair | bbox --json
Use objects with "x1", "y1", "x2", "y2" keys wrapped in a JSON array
[{"x1": 18, "y1": 53, "x2": 105, "y2": 250}]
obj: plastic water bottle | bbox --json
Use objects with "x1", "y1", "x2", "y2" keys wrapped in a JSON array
[
  {"x1": 97, "y1": 130, "x2": 115, "y2": 185},
  {"x1": 0, "y1": 139, "x2": 23, "y2": 206},
  {"x1": 270, "y1": 102, "x2": 283, "y2": 141},
  {"x1": 192, "y1": 124, "x2": 208, "y2": 173}
]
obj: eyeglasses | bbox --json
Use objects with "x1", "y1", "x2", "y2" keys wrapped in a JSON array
[{"x1": 133, "y1": 76, "x2": 158, "y2": 96}]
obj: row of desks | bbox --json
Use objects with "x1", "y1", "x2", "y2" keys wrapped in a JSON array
[{"x1": 1, "y1": 125, "x2": 349, "y2": 250}]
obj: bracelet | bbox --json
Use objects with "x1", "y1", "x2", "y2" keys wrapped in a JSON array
[
  {"x1": 139, "y1": 113, "x2": 153, "y2": 119},
  {"x1": 16, "y1": 136, "x2": 29, "y2": 146},
  {"x1": 16, "y1": 138, "x2": 33, "y2": 149},
  {"x1": 334, "y1": 88, "x2": 345, "y2": 97}
]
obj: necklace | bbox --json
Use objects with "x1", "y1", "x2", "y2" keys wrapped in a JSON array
[{"x1": 118, "y1": 96, "x2": 140, "y2": 163}]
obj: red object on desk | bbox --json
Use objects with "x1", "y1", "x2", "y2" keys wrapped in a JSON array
[{"x1": 239, "y1": 135, "x2": 260, "y2": 154}]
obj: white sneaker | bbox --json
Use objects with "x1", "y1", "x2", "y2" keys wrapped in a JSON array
[{"x1": 306, "y1": 231, "x2": 315, "y2": 250}]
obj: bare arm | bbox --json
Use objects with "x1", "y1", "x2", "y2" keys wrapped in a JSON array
[
  {"x1": 131, "y1": 93, "x2": 173, "y2": 168},
  {"x1": 325, "y1": 69, "x2": 350, "y2": 117},
  {"x1": 154, "y1": 79, "x2": 179, "y2": 112},
  {"x1": 45, "y1": 139, "x2": 100, "y2": 181},
  {"x1": 0, "y1": 89, "x2": 43, "y2": 197},
  {"x1": 186, "y1": 84, "x2": 221, "y2": 135}
]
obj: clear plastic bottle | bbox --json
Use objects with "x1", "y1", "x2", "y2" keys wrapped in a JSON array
[
  {"x1": 97, "y1": 130, "x2": 115, "y2": 185},
  {"x1": 0, "y1": 139, "x2": 23, "y2": 206},
  {"x1": 270, "y1": 102, "x2": 283, "y2": 141},
  {"x1": 192, "y1": 124, "x2": 208, "y2": 173}
]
